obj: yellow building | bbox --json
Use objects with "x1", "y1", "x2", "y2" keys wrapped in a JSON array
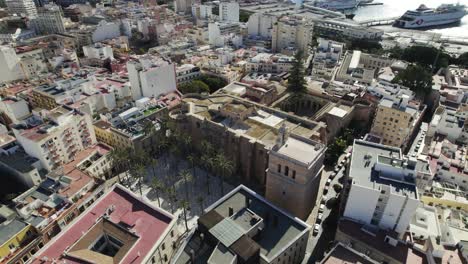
[
  {"x1": 93, "y1": 120, "x2": 133, "y2": 150},
  {"x1": 370, "y1": 97, "x2": 424, "y2": 148},
  {"x1": 0, "y1": 219, "x2": 41, "y2": 263}
]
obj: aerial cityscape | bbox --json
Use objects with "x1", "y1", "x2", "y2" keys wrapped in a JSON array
[{"x1": 0, "y1": 0, "x2": 467, "y2": 263}]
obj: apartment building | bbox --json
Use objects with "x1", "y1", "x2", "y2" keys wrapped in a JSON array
[
  {"x1": 33, "y1": 184, "x2": 179, "y2": 264},
  {"x1": 5, "y1": 0, "x2": 37, "y2": 18},
  {"x1": 172, "y1": 185, "x2": 311, "y2": 264},
  {"x1": 0, "y1": 96, "x2": 31, "y2": 124},
  {"x1": 33, "y1": 4, "x2": 66, "y2": 35},
  {"x1": 343, "y1": 140, "x2": 421, "y2": 236},
  {"x1": 176, "y1": 64, "x2": 201, "y2": 84},
  {"x1": 247, "y1": 13, "x2": 277, "y2": 39},
  {"x1": 272, "y1": 16, "x2": 314, "y2": 55},
  {"x1": 219, "y1": 1, "x2": 239, "y2": 23},
  {"x1": 208, "y1": 22, "x2": 242, "y2": 48},
  {"x1": 174, "y1": 0, "x2": 192, "y2": 14},
  {"x1": 266, "y1": 124, "x2": 326, "y2": 219},
  {"x1": 191, "y1": 3, "x2": 213, "y2": 20},
  {"x1": 127, "y1": 56, "x2": 177, "y2": 100},
  {"x1": 0, "y1": 46, "x2": 48, "y2": 83},
  {"x1": 336, "y1": 50, "x2": 394, "y2": 85},
  {"x1": 0, "y1": 217, "x2": 40, "y2": 264},
  {"x1": 12, "y1": 106, "x2": 97, "y2": 171},
  {"x1": 246, "y1": 53, "x2": 294, "y2": 74},
  {"x1": 312, "y1": 38, "x2": 344, "y2": 80},
  {"x1": 370, "y1": 96, "x2": 425, "y2": 148}
]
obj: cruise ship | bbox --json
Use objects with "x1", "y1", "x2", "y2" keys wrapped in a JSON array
[{"x1": 393, "y1": 4, "x2": 467, "y2": 29}]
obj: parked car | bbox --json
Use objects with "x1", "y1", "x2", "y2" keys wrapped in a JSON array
[
  {"x1": 316, "y1": 213, "x2": 323, "y2": 223},
  {"x1": 326, "y1": 178, "x2": 332, "y2": 186},
  {"x1": 334, "y1": 167, "x2": 340, "y2": 173},
  {"x1": 313, "y1": 224, "x2": 320, "y2": 235},
  {"x1": 319, "y1": 204, "x2": 325, "y2": 213},
  {"x1": 330, "y1": 172, "x2": 336, "y2": 179}
]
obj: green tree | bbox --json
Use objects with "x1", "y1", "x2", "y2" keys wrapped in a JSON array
[
  {"x1": 178, "y1": 80, "x2": 210, "y2": 94},
  {"x1": 287, "y1": 51, "x2": 306, "y2": 94},
  {"x1": 131, "y1": 163, "x2": 146, "y2": 196},
  {"x1": 457, "y1": 52, "x2": 468, "y2": 67},
  {"x1": 199, "y1": 75, "x2": 227, "y2": 93},
  {"x1": 214, "y1": 153, "x2": 234, "y2": 196},
  {"x1": 392, "y1": 64, "x2": 433, "y2": 98},
  {"x1": 180, "y1": 199, "x2": 190, "y2": 231},
  {"x1": 197, "y1": 196, "x2": 204, "y2": 213},
  {"x1": 179, "y1": 169, "x2": 193, "y2": 202},
  {"x1": 151, "y1": 178, "x2": 163, "y2": 207},
  {"x1": 325, "y1": 138, "x2": 347, "y2": 166},
  {"x1": 239, "y1": 10, "x2": 251, "y2": 23},
  {"x1": 201, "y1": 154, "x2": 213, "y2": 195}
]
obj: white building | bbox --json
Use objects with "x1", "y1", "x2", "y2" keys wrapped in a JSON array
[
  {"x1": 191, "y1": 3, "x2": 213, "y2": 20},
  {"x1": 247, "y1": 13, "x2": 277, "y2": 39},
  {"x1": 12, "y1": 106, "x2": 97, "y2": 171},
  {"x1": 92, "y1": 20, "x2": 131, "y2": 43},
  {"x1": 33, "y1": 4, "x2": 66, "y2": 35},
  {"x1": 5, "y1": 0, "x2": 37, "y2": 18},
  {"x1": 0, "y1": 28, "x2": 35, "y2": 44},
  {"x1": 0, "y1": 97, "x2": 31, "y2": 124},
  {"x1": 344, "y1": 140, "x2": 421, "y2": 236},
  {"x1": 0, "y1": 46, "x2": 47, "y2": 83},
  {"x1": 219, "y1": 1, "x2": 239, "y2": 23},
  {"x1": 176, "y1": 64, "x2": 200, "y2": 84},
  {"x1": 82, "y1": 43, "x2": 114, "y2": 60},
  {"x1": 127, "y1": 56, "x2": 177, "y2": 100},
  {"x1": 208, "y1": 22, "x2": 242, "y2": 48},
  {"x1": 0, "y1": 46, "x2": 25, "y2": 83},
  {"x1": 367, "y1": 81, "x2": 415, "y2": 103},
  {"x1": 312, "y1": 38, "x2": 343, "y2": 80},
  {"x1": 246, "y1": 53, "x2": 294, "y2": 73},
  {"x1": 174, "y1": 0, "x2": 192, "y2": 14},
  {"x1": 272, "y1": 16, "x2": 314, "y2": 55}
]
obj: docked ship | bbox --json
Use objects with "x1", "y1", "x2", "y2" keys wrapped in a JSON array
[
  {"x1": 313, "y1": 0, "x2": 358, "y2": 10},
  {"x1": 312, "y1": 0, "x2": 358, "y2": 18},
  {"x1": 393, "y1": 4, "x2": 467, "y2": 29}
]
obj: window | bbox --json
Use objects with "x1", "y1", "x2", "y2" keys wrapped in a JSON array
[
  {"x1": 170, "y1": 230, "x2": 174, "y2": 238},
  {"x1": 162, "y1": 243, "x2": 165, "y2": 250},
  {"x1": 9, "y1": 244, "x2": 15, "y2": 250},
  {"x1": 292, "y1": 170, "x2": 296, "y2": 179},
  {"x1": 285, "y1": 166, "x2": 289, "y2": 176},
  {"x1": 277, "y1": 164, "x2": 281, "y2": 173}
]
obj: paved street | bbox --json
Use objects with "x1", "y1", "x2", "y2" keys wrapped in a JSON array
[{"x1": 304, "y1": 150, "x2": 349, "y2": 263}]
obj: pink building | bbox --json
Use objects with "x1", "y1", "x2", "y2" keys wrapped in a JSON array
[{"x1": 32, "y1": 184, "x2": 179, "y2": 264}]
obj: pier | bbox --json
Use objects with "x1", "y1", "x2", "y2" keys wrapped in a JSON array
[{"x1": 358, "y1": 17, "x2": 399, "y2": 27}]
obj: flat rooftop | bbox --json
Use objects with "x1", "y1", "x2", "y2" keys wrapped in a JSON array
[
  {"x1": 276, "y1": 136, "x2": 324, "y2": 165},
  {"x1": 33, "y1": 185, "x2": 173, "y2": 264},
  {"x1": 212, "y1": 187, "x2": 308, "y2": 259},
  {"x1": 174, "y1": 185, "x2": 309, "y2": 263},
  {"x1": 350, "y1": 140, "x2": 417, "y2": 198},
  {"x1": 184, "y1": 95, "x2": 324, "y2": 147},
  {"x1": 338, "y1": 219, "x2": 428, "y2": 264},
  {"x1": 320, "y1": 243, "x2": 379, "y2": 264}
]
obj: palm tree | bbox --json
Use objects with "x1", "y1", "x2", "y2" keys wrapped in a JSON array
[
  {"x1": 151, "y1": 178, "x2": 163, "y2": 207},
  {"x1": 201, "y1": 154, "x2": 212, "y2": 195},
  {"x1": 187, "y1": 154, "x2": 197, "y2": 180},
  {"x1": 167, "y1": 187, "x2": 176, "y2": 213},
  {"x1": 143, "y1": 120, "x2": 157, "y2": 156},
  {"x1": 179, "y1": 199, "x2": 190, "y2": 231},
  {"x1": 179, "y1": 169, "x2": 193, "y2": 203},
  {"x1": 109, "y1": 148, "x2": 124, "y2": 183},
  {"x1": 131, "y1": 163, "x2": 146, "y2": 196},
  {"x1": 197, "y1": 196, "x2": 204, "y2": 213},
  {"x1": 214, "y1": 153, "x2": 234, "y2": 196}
]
